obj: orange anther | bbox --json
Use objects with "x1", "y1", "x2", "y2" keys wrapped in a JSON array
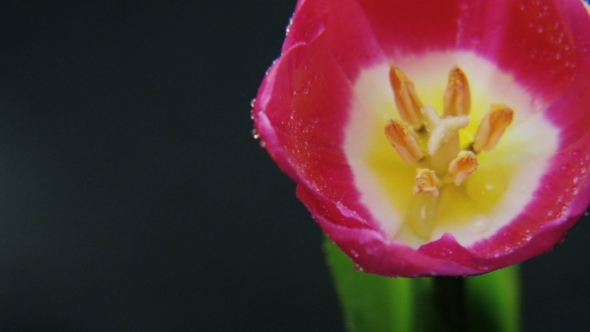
[
  {"x1": 389, "y1": 65, "x2": 424, "y2": 130},
  {"x1": 443, "y1": 65, "x2": 471, "y2": 117},
  {"x1": 448, "y1": 151, "x2": 479, "y2": 185},
  {"x1": 472, "y1": 104, "x2": 514, "y2": 152},
  {"x1": 384, "y1": 119, "x2": 425, "y2": 164},
  {"x1": 413, "y1": 168, "x2": 440, "y2": 196}
]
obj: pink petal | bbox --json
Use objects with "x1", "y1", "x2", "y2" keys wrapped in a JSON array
[
  {"x1": 354, "y1": 0, "x2": 462, "y2": 55},
  {"x1": 283, "y1": 0, "x2": 386, "y2": 80},
  {"x1": 297, "y1": 184, "x2": 481, "y2": 277},
  {"x1": 255, "y1": 0, "x2": 590, "y2": 277}
]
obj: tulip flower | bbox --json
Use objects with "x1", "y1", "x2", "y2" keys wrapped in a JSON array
[{"x1": 253, "y1": 0, "x2": 590, "y2": 277}]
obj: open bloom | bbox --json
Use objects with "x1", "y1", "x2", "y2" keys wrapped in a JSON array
[{"x1": 253, "y1": 0, "x2": 590, "y2": 276}]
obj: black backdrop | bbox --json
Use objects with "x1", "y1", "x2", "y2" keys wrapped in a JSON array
[{"x1": 0, "y1": 1, "x2": 588, "y2": 331}]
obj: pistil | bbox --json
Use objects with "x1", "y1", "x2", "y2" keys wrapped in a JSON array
[{"x1": 422, "y1": 104, "x2": 470, "y2": 174}]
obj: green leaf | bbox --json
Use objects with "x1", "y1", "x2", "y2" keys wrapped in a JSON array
[{"x1": 324, "y1": 236, "x2": 520, "y2": 332}]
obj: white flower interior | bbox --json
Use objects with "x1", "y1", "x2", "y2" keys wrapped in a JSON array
[{"x1": 344, "y1": 52, "x2": 559, "y2": 248}]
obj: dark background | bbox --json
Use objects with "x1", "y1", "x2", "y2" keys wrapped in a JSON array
[{"x1": 0, "y1": 1, "x2": 588, "y2": 331}]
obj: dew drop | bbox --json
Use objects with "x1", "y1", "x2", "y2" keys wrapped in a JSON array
[
  {"x1": 285, "y1": 17, "x2": 294, "y2": 35},
  {"x1": 465, "y1": 170, "x2": 507, "y2": 204},
  {"x1": 251, "y1": 128, "x2": 260, "y2": 140},
  {"x1": 561, "y1": 205, "x2": 570, "y2": 216},
  {"x1": 250, "y1": 98, "x2": 256, "y2": 108},
  {"x1": 469, "y1": 215, "x2": 492, "y2": 235}
]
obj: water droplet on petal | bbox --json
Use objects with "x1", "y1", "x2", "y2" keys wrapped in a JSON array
[
  {"x1": 469, "y1": 215, "x2": 492, "y2": 235},
  {"x1": 251, "y1": 128, "x2": 260, "y2": 140}
]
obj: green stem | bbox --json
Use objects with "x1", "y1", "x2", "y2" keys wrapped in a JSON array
[{"x1": 324, "y1": 235, "x2": 520, "y2": 332}]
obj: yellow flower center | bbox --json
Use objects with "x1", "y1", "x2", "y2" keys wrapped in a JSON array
[
  {"x1": 345, "y1": 53, "x2": 559, "y2": 248},
  {"x1": 383, "y1": 64, "x2": 516, "y2": 241}
]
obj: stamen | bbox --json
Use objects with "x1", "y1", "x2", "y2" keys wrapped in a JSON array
[
  {"x1": 389, "y1": 65, "x2": 424, "y2": 130},
  {"x1": 443, "y1": 65, "x2": 471, "y2": 117},
  {"x1": 413, "y1": 168, "x2": 440, "y2": 196},
  {"x1": 472, "y1": 104, "x2": 514, "y2": 152},
  {"x1": 384, "y1": 119, "x2": 425, "y2": 164},
  {"x1": 448, "y1": 151, "x2": 479, "y2": 185}
]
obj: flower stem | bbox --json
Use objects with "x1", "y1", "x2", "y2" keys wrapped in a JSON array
[
  {"x1": 433, "y1": 276, "x2": 467, "y2": 332},
  {"x1": 324, "y1": 234, "x2": 521, "y2": 332}
]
